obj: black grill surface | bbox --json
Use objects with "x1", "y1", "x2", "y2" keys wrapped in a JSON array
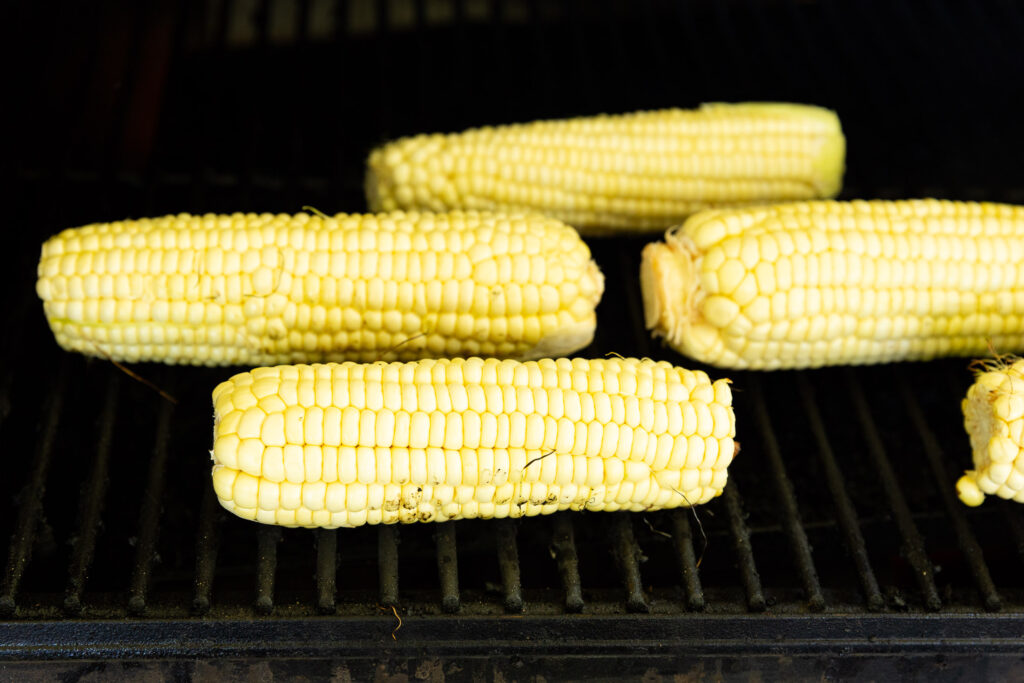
[{"x1": 5, "y1": 0, "x2": 1024, "y2": 679}]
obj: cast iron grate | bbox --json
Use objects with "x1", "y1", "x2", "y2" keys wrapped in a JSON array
[
  {"x1": 2, "y1": 245, "x2": 1023, "y2": 621},
  {"x1": 4, "y1": 0, "x2": 1024, "y2": 668}
]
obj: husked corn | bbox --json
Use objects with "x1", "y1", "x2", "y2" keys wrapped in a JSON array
[
  {"x1": 37, "y1": 211, "x2": 604, "y2": 365},
  {"x1": 210, "y1": 357, "x2": 737, "y2": 528},
  {"x1": 641, "y1": 199, "x2": 1024, "y2": 369},
  {"x1": 958, "y1": 358, "x2": 1024, "y2": 506},
  {"x1": 366, "y1": 103, "x2": 844, "y2": 234}
]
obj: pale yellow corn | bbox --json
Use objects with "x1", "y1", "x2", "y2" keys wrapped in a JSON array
[
  {"x1": 210, "y1": 356, "x2": 736, "y2": 528},
  {"x1": 958, "y1": 358, "x2": 1024, "y2": 506},
  {"x1": 641, "y1": 199, "x2": 1024, "y2": 370},
  {"x1": 366, "y1": 103, "x2": 845, "y2": 235},
  {"x1": 36, "y1": 211, "x2": 604, "y2": 365}
]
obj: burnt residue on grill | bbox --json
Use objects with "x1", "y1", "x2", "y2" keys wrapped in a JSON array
[{"x1": 5, "y1": 0, "x2": 1024, "y2": 674}]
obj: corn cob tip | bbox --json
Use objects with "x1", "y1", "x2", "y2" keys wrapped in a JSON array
[
  {"x1": 642, "y1": 200, "x2": 1024, "y2": 370},
  {"x1": 706, "y1": 103, "x2": 843, "y2": 198},
  {"x1": 812, "y1": 118, "x2": 845, "y2": 197},
  {"x1": 364, "y1": 158, "x2": 388, "y2": 212},
  {"x1": 960, "y1": 357, "x2": 1024, "y2": 506},
  {"x1": 640, "y1": 235, "x2": 722, "y2": 363}
]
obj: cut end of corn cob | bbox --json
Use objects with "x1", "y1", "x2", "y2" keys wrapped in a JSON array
[
  {"x1": 640, "y1": 235, "x2": 711, "y2": 360},
  {"x1": 958, "y1": 357, "x2": 1024, "y2": 506},
  {"x1": 209, "y1": 357, "x2": 736, "y2": 529},
  {"x1": 641, "y1": 199, "x2": 1024, "y2": 370},
  {"x1": 365, "y1": 102, "x2": 845, "y2": 235},
  {"x1": 37, "y1": 211, "x2": 604, "y2": 366}
]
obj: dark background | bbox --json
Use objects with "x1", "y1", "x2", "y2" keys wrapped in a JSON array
[
  {"x1": 3, "y1": 1, "x2": 1024, "y2": 679},
  {"x1": 9, "y1": 0, "x2": 1024, "y2": 230}
]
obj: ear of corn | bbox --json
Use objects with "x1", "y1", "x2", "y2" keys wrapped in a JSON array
[
  {"x1": 209, "y1": 356, "x2": 736, "y2": 529},
  {"x1": 640, "y1": 199, "x2": 1024, "y2": 370},
  {"x1": 958, "y1": 358, "x2": 1024, "y2": 506},
  {"x1": 366, "y1": 103, "x2": 845, "y2": 235},
  {"x1": 36, "y1": 211, "x2": 604, "y2": 366}
]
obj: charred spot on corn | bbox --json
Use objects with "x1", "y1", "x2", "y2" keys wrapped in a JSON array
[{"x1": 209, "y1": 356, "x2": 736, "y2": 529}]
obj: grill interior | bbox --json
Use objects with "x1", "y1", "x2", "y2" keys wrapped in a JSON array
[{"x1": 5, "y1": 0, "x2": 1024, "y2": 677}]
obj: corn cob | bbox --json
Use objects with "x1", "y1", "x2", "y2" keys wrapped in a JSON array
[
  {"x1": 36, "y1": 211, "x2": 604, "y2": 365},
  {"x1": 640, "y1": 199, "x2": 1024, "y2": 370},
  {"x1": 958, "y1": 357, "x2": 1024, "y2": 506},
  {"x1": 210, "y1": 356, "x2": 736, "y2": 528},
  {"x1": 366, "y1": 103, "x2": 845, "y2": 235}
]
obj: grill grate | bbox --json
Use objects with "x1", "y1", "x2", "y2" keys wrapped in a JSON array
[
  {"x1": 5, "y1": 0, "x2": 1024, "y2": 674},
  {"x1": 4, "y1": 309, "x2": 1023, "y2": 619}
]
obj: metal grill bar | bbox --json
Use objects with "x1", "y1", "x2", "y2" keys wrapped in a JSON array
[
  {"x1": 896, "y1": 371, "x2": 1002, "y2": 611},
  {"x1": 435, "y1": 523, "x2": 461, "y2": 613},
  {"x1": 1004, "y1": 506, "x2": 1024, "y2": 565},
  {"x1": 0, "y1": 299, "x2": 33, "y2": 423},
  {"x1": 749, "y1": 377, "x2": 825, "y2": 612},
  {"x1": 611, "y1": 514, "x2": 649, "y2": 613},
  {"x1": 669, "y1": 510, "x2": 705, "y2": 611},
  {"x1": 191, "y1": 483, "x2": 220, "y2": 615},
  {"x1": 610, "y1": 245, "x2": 716, "y2": 614},
  {"x1": 128, "y1": 388, "x2": 176, "y2": 616},
  {"x1": 722, "y1": 482, "x2": 766, "y2": 612},
  {"x1": 847, "y1": 370, "x2": 942, "y2": 611},
  {"x1": 797, "y1": 375, "x2": 885, "y2": 612},
  {"x1": 256, "y1": 526, "x2": 283, "y2": 614},
  {"x1": 0, "y1": 359, "x2": 70, "y2": 616},
  {"x1": 615, "y1": 246, "x2": 709, "y2": 613},
  {"x1": 494, "y1": 520, "x2": 523, "y2": 613},
  {"x1": 64, "y1": 374, "x2": 120, "y2": 615},
  {"x1": 315, "y1": 529, "x2": 337, "y2": 614},
  {"x1": 550, "y1": 515, "x2": 584, "y2": 612},
  {"x1": 378, "y1": 526, "x2": 400, "y2": 606},
  {"x1": 255, "y1": 526, "x2": 282, "y2": 615}
]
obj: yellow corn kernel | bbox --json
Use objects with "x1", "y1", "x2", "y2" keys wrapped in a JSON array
[
  {"x1": 210, "y1": 357, "x2": 736, "y2": 528},
  {"x1": 641, "y1": 199, "x2": 1024, "y2": 369},
  {"x1": 38, "y1": 211, "x2": 604, "y2": 365},
  {"x1": 366, "y1": 103, "x2": 844, "y2": 235},
  {"x1": 958, "y1": 357, "x2": 1024, "y2": 506}
]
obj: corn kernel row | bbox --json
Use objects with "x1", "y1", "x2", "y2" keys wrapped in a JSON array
[
  {"x1": 210, "y1": 357, "x2": 735, "y2": 528},
  {"x1": 37, "y1": 211, "x2": 604, "y2": 365}
]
